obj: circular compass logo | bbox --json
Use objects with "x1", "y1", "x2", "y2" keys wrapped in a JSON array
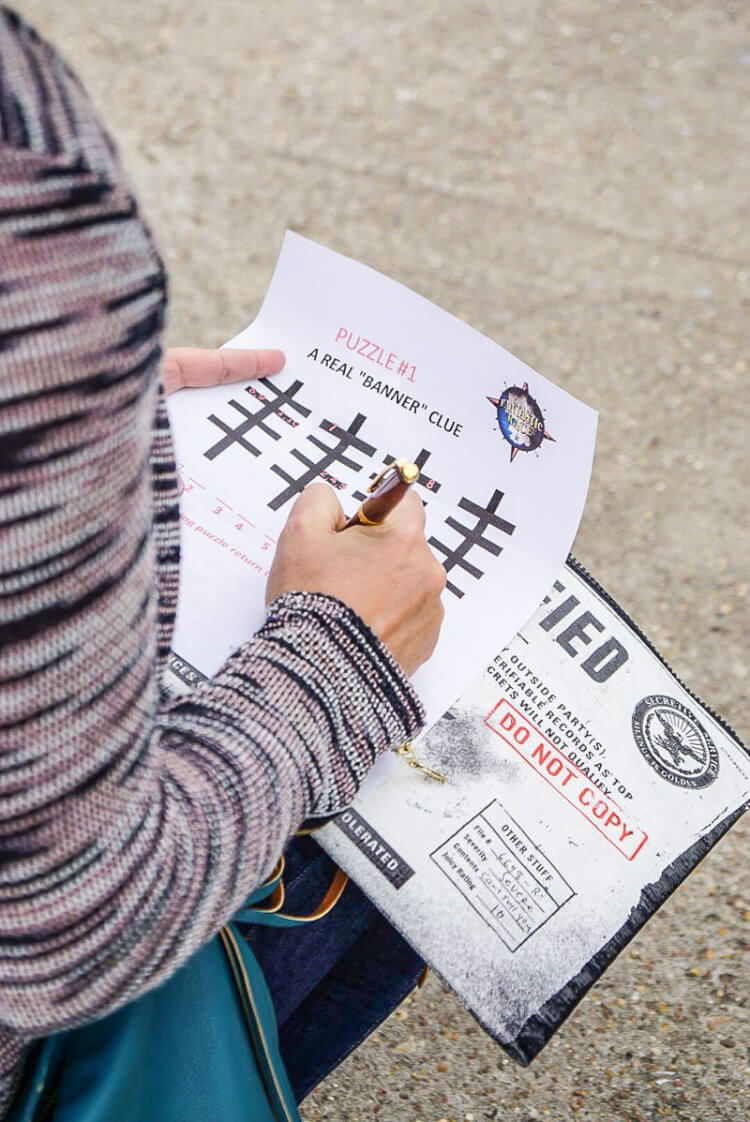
[
  {"x1": 632, "y1": 695, "x2": 719, "y2": 789},
  {"x1": 487, "y1": 382, "x2": 555, "y2": 463}
]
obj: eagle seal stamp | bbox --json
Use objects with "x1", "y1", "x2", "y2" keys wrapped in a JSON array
[{"x1": 632, "y1": 695, "x2": 719, "y2": 789}]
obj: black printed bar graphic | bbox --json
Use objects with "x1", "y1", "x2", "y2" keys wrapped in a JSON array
[
  {"x1": 429, "y1": 489, "x2": 516, "y2": 598},
  {"x1": 166, "y1": 651, "x2": 208, "y2": 690},
  {"x1": 351, "y1": 447, "x2": 442, "y2": 505},
  {"x1": 268, "y1": 413, "x2": 376, "y2": 511},
  {"x1": 203, "y1": 378, "x2": 311, "y2": 461},
  {"x1": 407, "y1": 447, "x2": 442, "y2": 496},
  {"x1": 333, "y1": 808, "x2": 415, "y2": 889}
]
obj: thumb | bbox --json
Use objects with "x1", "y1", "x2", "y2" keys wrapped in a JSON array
[{"x1": 288, "y1": 481, "x2": 347, "y2": 533}]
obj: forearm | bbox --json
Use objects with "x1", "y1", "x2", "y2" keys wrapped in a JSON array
[{"x1": 0, "y1": 588, "x2": 422, "y2": 1038}]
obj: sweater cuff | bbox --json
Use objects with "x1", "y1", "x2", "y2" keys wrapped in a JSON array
[{"x1": 253, "y1": 591, "x2": 425, "y2": 816}]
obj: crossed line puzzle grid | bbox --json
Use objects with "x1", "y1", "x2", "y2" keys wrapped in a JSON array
[
  {"x1": 204, "y1": 378, "x2": 311, "y2": 460},
  {"x1": 428, "y1": 491, "x2": 515, "y2": 598},
  {"x1": 351, "y1": 447, "x2": 443, "y2": 505},
  {"x1": 200, "y1": 376, "x2": 517, "y2": 598}
]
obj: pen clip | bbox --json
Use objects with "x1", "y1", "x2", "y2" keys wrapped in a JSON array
[
  {"x1": 367, "y1": 458, "x2": 417, "y2": 493},
  {"x1": 367, "y1": 462, "x2": 400, "y2": 494}
]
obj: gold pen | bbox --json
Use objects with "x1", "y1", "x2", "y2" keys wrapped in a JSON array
[{"x1": 341, "y1": 458, "x2": 420, "y2": 530}]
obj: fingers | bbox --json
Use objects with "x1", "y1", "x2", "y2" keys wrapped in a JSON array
[
  {"x1": 287, "y1": 482, "x2": 346, "y2": 534},
  {"x1": 162, "y1": 347, "x2": 286, "y2": 394},
  {"x1": 378, "y1": 487, "x2": 426, "y2": 533}
]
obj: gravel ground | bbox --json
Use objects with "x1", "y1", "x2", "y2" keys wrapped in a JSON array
[{"x1": 15, "y1": 2, "x2": 748, "y2": 1119}]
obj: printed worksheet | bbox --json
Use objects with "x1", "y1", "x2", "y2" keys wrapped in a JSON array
[
  {"x1": 317, "y1": 560, "x2": 750, "y2": 1061},
  {"x1": 167, "y1": 232, "x2": 597, "y2": 727}
]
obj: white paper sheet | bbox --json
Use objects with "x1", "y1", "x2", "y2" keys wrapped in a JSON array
[{"x1": 167, "y1": 232, "x2": 597, "y2": 728}]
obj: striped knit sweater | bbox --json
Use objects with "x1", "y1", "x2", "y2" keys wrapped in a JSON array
[{"x1": 0, "y1": 8, "x2": 423, "y2": 1112}]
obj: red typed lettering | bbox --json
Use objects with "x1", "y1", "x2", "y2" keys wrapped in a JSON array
[{"x1": 485, "y1": 698, "x2": 647, "y2": 860}]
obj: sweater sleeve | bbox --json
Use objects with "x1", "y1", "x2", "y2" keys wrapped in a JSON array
[{"x1": 0, "y1": 7, "x2": 423, "y2": 1054}]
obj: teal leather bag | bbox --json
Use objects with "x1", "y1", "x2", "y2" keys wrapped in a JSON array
[{"x1": 9, "y1": 860, "x2": 348, "y2": 1122}]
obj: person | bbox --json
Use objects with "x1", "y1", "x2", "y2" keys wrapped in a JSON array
[{"x1": 0, "y1": 7, "x2": 445, "y2": 1116}]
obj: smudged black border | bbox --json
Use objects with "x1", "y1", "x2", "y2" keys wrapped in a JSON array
[{"x1": 496, "y1": 556, "x2": 748, "y2": 1064}]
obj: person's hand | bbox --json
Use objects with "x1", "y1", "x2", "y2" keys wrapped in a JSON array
[
  {"x1": 266, "y1": 483, "x2": 446, "y2": 677},
  {"x1": 162, "y1": 347, "x2": 285, "y2": 394}
]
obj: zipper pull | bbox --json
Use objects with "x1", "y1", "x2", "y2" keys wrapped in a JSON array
[{"x1": 394, "y1": 741, "x2": 446, "y2": 783}]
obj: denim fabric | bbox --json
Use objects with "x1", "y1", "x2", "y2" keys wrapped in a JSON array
[{"x1": 238, "y1": 835, "x2": 423, "y2": 1103}]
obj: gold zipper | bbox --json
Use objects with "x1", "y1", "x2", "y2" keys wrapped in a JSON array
[{"x1": 218, "y1": 926, "x2": 296, "y2": 1122}]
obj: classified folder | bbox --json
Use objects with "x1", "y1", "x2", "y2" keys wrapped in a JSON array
[{"x1": 314, "y1": 557, "x2": 749, "y2": 1063}]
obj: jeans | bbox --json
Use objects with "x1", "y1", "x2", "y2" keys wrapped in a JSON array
[{"x1": 238, "y1": 835, "x2": 423, "y2": 1104}]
